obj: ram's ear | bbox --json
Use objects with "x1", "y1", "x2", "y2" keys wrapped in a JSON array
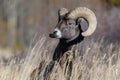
[
  {"x1": 76, "y1": 17, "x2": 89, "y2": 33},
  {"x1": 76, "y1": 17, "x2": 85, "y2": 25}
]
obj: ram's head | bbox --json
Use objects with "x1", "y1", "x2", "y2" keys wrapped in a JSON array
[{"x1": 49, "y1": 7, "x2": 97, "y2": 42}]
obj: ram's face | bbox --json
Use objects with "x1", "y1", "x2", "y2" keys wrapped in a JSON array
[
  {"x1": 49, "y1": 7, "x2": 97, "y2": 39},
  {"x1": 49, "y1": 17, "x2": 78, "y2": 39}
]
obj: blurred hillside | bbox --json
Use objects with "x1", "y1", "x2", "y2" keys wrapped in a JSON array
[{"x1": 0, "y1": 0, "x2": 120, "y2": 55}]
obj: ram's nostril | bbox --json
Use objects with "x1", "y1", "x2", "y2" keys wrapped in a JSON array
[{"x1": 53, "y1": 31, "x2": 57, "y2": 34}]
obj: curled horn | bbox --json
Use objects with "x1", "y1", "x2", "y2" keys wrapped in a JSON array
[
  {"x1": 58, "y1": 8, "x2": 68, "y2": 16},
  {"x1": 68, "y1": 7, "x2": 97, "y2": 36}
]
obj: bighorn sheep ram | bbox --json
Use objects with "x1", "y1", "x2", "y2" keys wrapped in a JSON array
[
  {"x1": 44, "y1": 7, "x2": 97, "y2": 79},
  {"x1": 49, "y1": 7, "x2": 97, "y2": 61}
]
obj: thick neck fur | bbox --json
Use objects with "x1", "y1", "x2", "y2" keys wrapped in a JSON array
[{"x1": 53, "y1": 25, "x2": 84, "y2": 61}]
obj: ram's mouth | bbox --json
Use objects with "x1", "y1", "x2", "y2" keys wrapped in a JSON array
[
  {"x1": 49, "y1": 33, "x2": 56, "y2": 38},
  {"x1": 49, "y1": 34, "x2": 61, "y2": 38}
]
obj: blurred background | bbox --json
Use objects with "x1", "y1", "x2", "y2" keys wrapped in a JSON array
[{"x1": 0, "y1": 0, "x2": 120, "y2": 59}]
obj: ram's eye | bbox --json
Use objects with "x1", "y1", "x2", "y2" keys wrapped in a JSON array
[{"x1": 68, "y1": 23, "x2": 72, "y2": 25}]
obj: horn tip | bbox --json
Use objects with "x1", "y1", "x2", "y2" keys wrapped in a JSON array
[{"x1": 59, "y1": 8, "x2": 68, "y2": 16}]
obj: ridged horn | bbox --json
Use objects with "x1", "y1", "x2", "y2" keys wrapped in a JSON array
[
  {"x1": 59, "y1": 8, "x2": 68, "y2": 16},
  {"x1": 68, "y1": 7, "x2": 97, "y2": 36}
]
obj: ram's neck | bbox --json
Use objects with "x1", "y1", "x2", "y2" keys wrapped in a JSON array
[{"x1": 60, "y1": 34, "x2": 84, "y2": 46}]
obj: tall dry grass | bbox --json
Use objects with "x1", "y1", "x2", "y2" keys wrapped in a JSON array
[{"x1": 0, "y1": 36, "x2": 120, "y2": 80}]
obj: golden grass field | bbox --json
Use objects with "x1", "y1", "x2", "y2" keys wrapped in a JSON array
[{"x1": 0, "y1": 36, "x2": 120, "y2": 80}]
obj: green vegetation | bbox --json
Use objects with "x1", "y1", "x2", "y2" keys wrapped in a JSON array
[
  {"x1": 106, "y1": 0, "x2": 120, "y2": 6},
  {"x1": 14, "y1": 40, "x2": 24, "y2": 51}
]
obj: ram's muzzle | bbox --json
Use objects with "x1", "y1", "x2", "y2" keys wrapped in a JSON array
[{"x1": 49, "y1": 29, "x2": 62, "y2": 38}]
